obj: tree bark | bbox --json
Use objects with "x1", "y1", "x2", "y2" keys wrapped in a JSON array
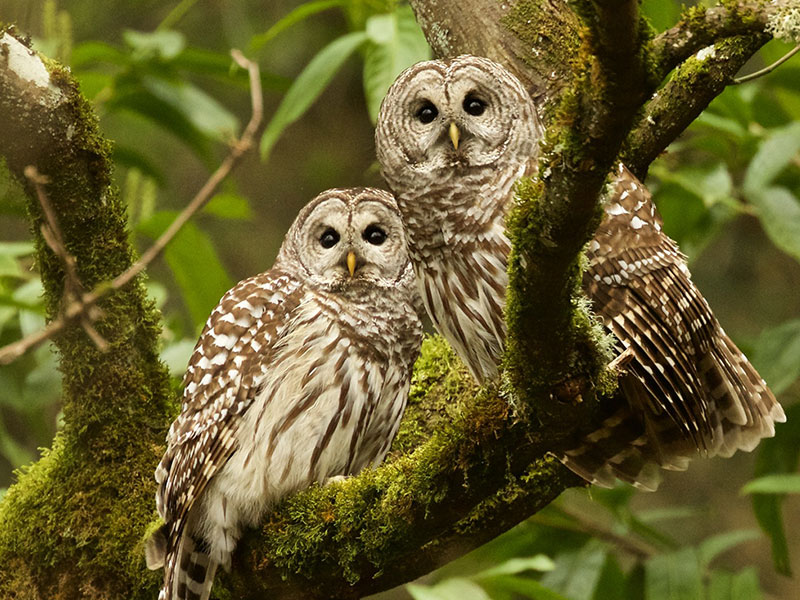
[{"x1": 0, "y1": 1, "x2": 788, "y2": 598}]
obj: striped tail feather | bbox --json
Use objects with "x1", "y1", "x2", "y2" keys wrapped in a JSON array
[
  {"x1": 700, "y1": 330, "x2": 785, "y2": 458},
  {"x1": 147, "y1": 527, "x2": 218, "y2": 600},
  {"x1": 172, "y1": 535, "x2": 218, "y2": 600},
  {"x1": 557, "y1": 318, "x2": 785, "y2": 491}
]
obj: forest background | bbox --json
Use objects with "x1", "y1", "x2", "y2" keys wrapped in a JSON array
[{"x1": 0, "y1": 0, "x2": 799, "y2": 598}]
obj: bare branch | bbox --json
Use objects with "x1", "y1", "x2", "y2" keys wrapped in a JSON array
[
  {"x1": 0, "y1": 49, "x2": 264, "y2": 366},
  {"x1": 735, "y1": 44, "x2": 800, "y2": 83},
  {"x1": 24, "y1": 165, "x2": 109, "y2": 351}
]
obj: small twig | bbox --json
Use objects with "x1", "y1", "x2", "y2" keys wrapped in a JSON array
[
  {"x1": 25, "y1": 166, "x2": 109, "y2": 351},
  {"x1": 25, "y1": 166, "x2": 84, "y2": 298},
  {"x1": 531, "y1": 504, "x2": 659, "y2": 560},
  {"x1": 0, "y1": 50, "x2": 264, "y2": 366},
  {"x1": 734, "y1": 45, "x2": 800, "y2": 83}
]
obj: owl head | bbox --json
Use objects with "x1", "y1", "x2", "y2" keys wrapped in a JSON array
[
  {"x1": 278, "y1": 188, "x2": 413, "y2": 293},
  {"x1": 375, "y1": 55, "x2": 542, "y2": 189}
]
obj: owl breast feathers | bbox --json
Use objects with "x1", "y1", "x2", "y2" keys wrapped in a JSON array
[
  {"x1": 147, "y1": 188, "x2": 422, "y2": 600},
  {"x1": 375, "y1": 54, "x2": 785, "y2": 491}
]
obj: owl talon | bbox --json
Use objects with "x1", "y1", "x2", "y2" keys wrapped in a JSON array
[{"x1": 325, "y1": 475, "x2": 349, "y2": 485}]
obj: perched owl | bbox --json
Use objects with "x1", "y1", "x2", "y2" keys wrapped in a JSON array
[
  {"x1": 375, "y1": 55, "x2": 785, "y2": 490},
  {"x1": 145, "y1": 188, "x2": 423, "y2": 600}
]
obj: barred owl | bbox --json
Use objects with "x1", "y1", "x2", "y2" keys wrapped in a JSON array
[
  {"x1": 145, "y1": 188, "x2": 422, "y2": 600},
  {"x1": 375, "y1": 55, "x2": 785, "y2": 490}
]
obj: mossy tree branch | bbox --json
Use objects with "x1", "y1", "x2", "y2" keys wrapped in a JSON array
[
  {"x1": 0, "y1": 0, "x2": 790, "y2": 598},
  {"x1": 649, "y1": 1, "x2": 784, "y2": 81},
  {"x1": 624, "y1": 33, "x2": 770, "y2": 178},
  {"x1": 0, "y1": 26, "x2": 173, "y2": 599}
]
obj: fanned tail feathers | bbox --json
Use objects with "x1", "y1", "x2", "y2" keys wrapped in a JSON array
[{"x1": 563, "y1": 165, "x2": 786, "y2": 491}]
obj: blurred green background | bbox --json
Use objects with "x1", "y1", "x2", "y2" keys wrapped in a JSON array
[{"x1": 0, "y1": 1, "x2": 799, "y2": 598}]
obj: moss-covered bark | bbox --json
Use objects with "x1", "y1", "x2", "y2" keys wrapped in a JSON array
[{"x1": 0, "y1": 26, "x2": 173, "y2": 599}]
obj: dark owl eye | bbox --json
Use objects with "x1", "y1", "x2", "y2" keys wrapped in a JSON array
[
  {"x1": 363, "y1": 224, "x2": 387, "y2": 246},
  {"x1": 416, "y1": 101, "x2": 438, "y2": 124},
  {"x1": 463, "y1": 95, "x2": 486, "y2": 116},
  {"x1": 319, "y1": 228, "x2": 340, "y2": 249}
]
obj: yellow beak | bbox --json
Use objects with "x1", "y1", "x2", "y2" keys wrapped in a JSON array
[
  {"x1": 449, "y1": 122, "x2": 460, "y2": 150},
  {"x1": 347, "y1": 251, "x2": 357, "y2": 277}
]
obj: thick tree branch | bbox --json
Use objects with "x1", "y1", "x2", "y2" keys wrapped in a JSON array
[
  {"x1": 625, "y1": 33, "x2": 770, "y2": 178},
  {"x1": 0, "y1": 25, "x2": 173, "y2": 599},
  {"x1": 650, "y1": 1, "x2": 788, "y2": 81},
  {"x1": 504, "y1": 0, "x2": 649, "y2": 396}
]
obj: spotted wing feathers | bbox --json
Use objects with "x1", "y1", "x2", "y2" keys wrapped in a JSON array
[
  {"x1": 148, "y1": 270, "x2": 303, "y2": 599},
  {"x1": 566, "y1": 165, "x2": 785, "y2": 490}
]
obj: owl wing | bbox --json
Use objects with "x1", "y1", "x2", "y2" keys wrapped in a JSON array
[
  {"x1": 155, "y1": 269, "x2": 304, "y2": 532},
  {"x1": 569, "y1": 165, "x2": 782, "y2": 488}
]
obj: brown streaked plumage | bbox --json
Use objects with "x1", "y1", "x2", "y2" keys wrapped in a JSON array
[
  {"x1": 375, "y1": 55, "x2": 785, "y2": 491},
  {"x1": 146, "y1": 188, "x2": 422, "y2": 600}
]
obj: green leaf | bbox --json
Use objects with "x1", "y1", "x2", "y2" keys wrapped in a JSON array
[
  {"x1": 173, "y1": 47, "x2": 290, "y2": 92},
  {"x1": 742, "y1": 474, "x2": 800, "y2": 495},
  {"x1": 707, "y1": 568, "x2": 762, "y2": 600},
  {"x1": 743, "y1": 121, "x2": 800, "y2": 194},
  {"x1": 123, "y1": 29, "x2": 186, "y2": 60},
  {"x1": 109, "y1": 88, "x2": 212, "y2": 159},
  {"x1": 0, "y1": 242, "x2": 35, "y2": 258},
  {"x1": 540, "y1": 543, "x2": 607, "y2": 600},
  {"x1": 748, "y1": 187, "x2": 800, "y2": 264},
  {"x1": 0, "y1": 242, "x2": 34, "y2": 278},
  {"x1": 699, "y1": 530, "x2": 761, "y2": 567},
  {"x1": 640, "y1": 0, "x2": 682, "y2": 32},
  {"x1": 114, "y1": 146, "x2": 166, "y2": 186},
  {"x1": 482, "y1": 575, "x2": 572, "y2": 600},
  {"x1": 477, "y1": 555, "x2": 555, "y2": 579},
  {"x1": 645, "y1": 548, "x2": 703, "y2": 600},
  {"x1": 408, "y1": 578, "x2": 491, "y2": 600},
  {"x1": 751, "y1": 318, "x2": 800, "y2": 394},
  {"x1": 161, "y1": 339, "x2": 196, "y2": 377},
  {"x1": 249, "y1": 0, "x2": 349, "y2": 53},
  {"x1": 140, "y1": 76, "x2": 239, "y2": 142},
  {"x1": 73, "y1": 71, "x2": 114, "y2": 101},
  {"x1": 138, "y1": 211, "x2": 233, "y2": 328},
  {"x1": 202, "y1": 192, "x2": 253, "y2": 220},
  {"x1": 0, "y1": 413, "x2": 34, "y2": 468},
  {"x1": 70, "y1": 40, "x2": 128, "y2": 68},
  {"x1": 362, "y1": 6, "x2": 431, "y2": 122},
  {"x1": 591, "y1": 555, "x2": 626, "y2": 600},
  {"x1": 750, "y1": 403, "x2": 800, "y2": 575},
  {"x1": 260, "y1": 31, "x2": 369, "y2": 161},
  {"x1": 692, "y1": 112, "x2": 748, "y2": 140}
]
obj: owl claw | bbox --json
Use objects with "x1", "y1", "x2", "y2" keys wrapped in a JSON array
[{"x1": 326, "y1": 475, "x2": 349, "y2": 486}]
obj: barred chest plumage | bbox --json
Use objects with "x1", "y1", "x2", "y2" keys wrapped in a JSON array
[
  {"x1": 392, "y1": 163, "x2": 521, "y2": 381},
  {"x1": 195, "y1": 289, "x2": 415, "y2": 566}
]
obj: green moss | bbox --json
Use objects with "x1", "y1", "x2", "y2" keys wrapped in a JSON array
[
  {"x1": 501, "y1": 0, "x2": 581, "y2": 116},
  {"x1": 0, "y1": 31, "x2": 173, "y2": 599}
]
